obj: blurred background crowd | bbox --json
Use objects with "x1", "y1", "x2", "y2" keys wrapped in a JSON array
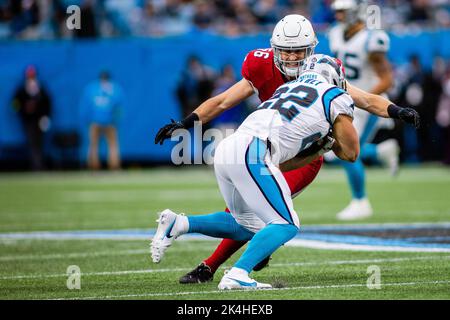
[
  {"x1": 1, "y1": 0, "x2": 450, "y2": 170},
  {"x1": 1, "y1": 0, "x2": 450, "y2": 39}
]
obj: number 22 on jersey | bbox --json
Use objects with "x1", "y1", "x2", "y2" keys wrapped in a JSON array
[{"x1": 258, "y1": 84, "x2": 318, "y2": 121}]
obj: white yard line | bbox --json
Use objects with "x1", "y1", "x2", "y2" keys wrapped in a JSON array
[
  {"x1": 0, "y1": 246, "x2": 218, "y2": 262},
  {"x1": 2, "y1": 255, "x2": 449, "y2": 281},
  {"x1": 287, "y1": 239, "x2": 450, "y2": 253},
  {"x1": 55, "y1": 280, "x2": 450, "y2": 300}
]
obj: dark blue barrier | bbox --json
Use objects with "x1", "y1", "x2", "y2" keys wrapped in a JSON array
[{"x1": 1, "y1": 30, "x2": 449, "y2": 164}]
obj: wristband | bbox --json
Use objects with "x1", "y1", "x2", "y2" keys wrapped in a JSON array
[
  {"x1": 181, "y1": 113, "x2": 200, "y2": 129},
  {"x1": 387, "y1": 104, "x2": 402, "y2": 119}
]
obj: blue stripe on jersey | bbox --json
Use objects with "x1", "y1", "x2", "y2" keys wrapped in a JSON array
[
  {"x1": 245, "y1": 138, "x2": 294, "y2": 225},
  {"x1": 322, "y1": 87, "x2": 346, "y2": 124},
  {"x1": 360, "y1": 114, "x2": 379, "y2": 144}
]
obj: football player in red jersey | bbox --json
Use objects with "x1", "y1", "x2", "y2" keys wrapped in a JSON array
[{"x1": 154, "y1": 15, "x2": 420, "y2": 284}]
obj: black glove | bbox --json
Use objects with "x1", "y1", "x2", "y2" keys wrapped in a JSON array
[
  {"x1": 154, "y1": 119, "x2": 184, "y2": 145},
  {"x1": 154, "y1": 113, "x2": 200, "y2": 145},
  {"x1": 399, "y1": 107, "x2": 421, "y2": 129},
  {"x1": 388, "y1": 104, "x2": 421, "y2": 129}
]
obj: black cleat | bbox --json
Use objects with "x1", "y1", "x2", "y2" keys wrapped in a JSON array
[
  {"x1": 179, "y1": 263, "x2": 214, "y2": 284},
  {"x1": 253, "y1": 256, "x2": 271, "y2": 272}
]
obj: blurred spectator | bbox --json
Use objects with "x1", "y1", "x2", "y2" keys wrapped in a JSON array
[
  {"x1": 409, "y1": 0, "x2": 430, "y2": 22},
  {"x1": 8, "y1": 0, "x2": 40, "y2": 38},
  {"x1": 252, "y1": 0, "x2": 280, "y2": 26},
  {"x1": 436, "y1": 65, "x2": 450, "y2": 165},
  {"x1": 192, "y1": 0, "x2": 215, "y2": 31},
  {"x1": 79, "y1": 71, "x2": 124, "y2": 170},
  {"x1": 210, "y1": 64, "x2": 245, "y2": 132},
  {"x1": 74, "y1": 0, "x2": 98, "y2": 38},
  {"x1": 1, "y1": 0, "x2": 450, "y2": 39},
  {"x1": 396, "y1": 54, "x2": 446, "y2": 163},
  {"x1": 397, "y1": 55, "x2": 424, "y2": 163},
  {"x1": 12, "y1": 65, "x2": 52, "y2": 170},
  {"x1": 176, "y1": 55, "x2": 215, "y2": 118}
]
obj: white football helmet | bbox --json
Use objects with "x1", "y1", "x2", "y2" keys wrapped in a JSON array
[
  {"x1": 301, "y1": 54, "x2": 347, "y2": 91},
  {"x1": 331, "y1": 0, "x2": 366, "y2": 27},
  {"x1": 270, "y1": 14, "x2": 319, "y2": 79}
]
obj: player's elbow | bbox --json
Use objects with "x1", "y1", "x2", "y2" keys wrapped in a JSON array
[
  {"x1": 341, "y1": 140, "x2": 359, "y2": 163},
  {"x1": 346, "y1": 150, "x2": 359, "y2": 163},
  {"x1": 347, "y1": 143, "x2": 360, "y2": 162}
]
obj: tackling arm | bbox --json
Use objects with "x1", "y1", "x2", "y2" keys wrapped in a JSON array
[
  {"x1": 193, "y1": 78, "x2": 255, "y2": 124},
  {"x1": 347, "y1": 82, "x2": 420, "y2": 128},
  {"x1": 155, "y1": 78, "x2": 254, "y2": 145},
  {"x1": 347, "y1": 81, "x2": 390, "y2": 118}
]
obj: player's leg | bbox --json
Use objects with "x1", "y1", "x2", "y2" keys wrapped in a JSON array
[
  {"x1": 105, "y1": 125, "x2": 121, "y2": 170},
  {"x1": 87, "y1": 124, "x2": 101, "y2": 170},
  {"x1": 361, "y1": 139, "x2": 400, "y2": 176},
  {"x1": 218, "y1": 137, "x2": 299, "y2": 290},
  {"x1": 180, "y1": 154, "x2": 324, "y2": 283},
  {"x1": 151, "y1": 135, "x2": 257, "y2": 264},
  {"x1": 150, "y1": 209, "x2": 255, "y2": 264},
  {"x1": 337, "y1": 112, "x2": 376, "y2": 220},
  {"x1": 285, "y1": 156, "x2": 324, "y2": 198},
  {"x1": 360, "y1": 117, "x2": 399, "y2": 176}
]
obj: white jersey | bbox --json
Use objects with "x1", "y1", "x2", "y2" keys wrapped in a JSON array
[
  {"x1": 328, "y1": 23, "x2": 392, "y2": 138},
  {"x1": 328, "y1": 24, "x2": 390, "y2": 92},
  {"x1": 237, "y1": 72, "x2": 354, "y2": 164}
]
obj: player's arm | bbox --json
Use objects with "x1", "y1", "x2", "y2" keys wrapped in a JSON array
[
  {"x1": 331, "y1": 115, "x2": 359, "y2": 162},
  {"x1": 347, "y1": 82, "x2": 420, "y2": 128},
  {"x1": 347, "y1": 81, "x2": 389, "y2": 117},
  {"x1": 279, "y1": 136, "x2": 335, "y2": 172},
  {"x1": 368, "y1": 52, "x2": 393, "y2": 95},
  {"x1": 279, "y1": 153, "x2": 320, "y2": 172},
  {"x1": 155, "y1": 78, "x2": 254, "y2": 145},
  {"x1": 194, "y1": 78, "x2": 254, "y2": 123}
]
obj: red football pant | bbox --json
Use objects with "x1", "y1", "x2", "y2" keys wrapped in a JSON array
[{"x1": 203, "y1": 157, "x2": 324, "y2": 272}]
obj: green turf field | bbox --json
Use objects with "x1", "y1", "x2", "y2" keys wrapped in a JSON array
[{"x1": 0, "y1": 165, "x2": 449, "y2": 299}]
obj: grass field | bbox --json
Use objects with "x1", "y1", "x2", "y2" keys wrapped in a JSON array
[{"x1": 0, "y1": 165, "x2": 450, "y2": 300}]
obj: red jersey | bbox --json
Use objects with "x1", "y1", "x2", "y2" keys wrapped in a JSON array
[{"x1": 241, "y1": 48, "x2": 288, "y2": 102}]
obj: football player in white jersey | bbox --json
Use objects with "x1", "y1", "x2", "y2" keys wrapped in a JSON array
[
  {"x1": 151, "y1": 54, "x2": 359, "y2": 290},
  {"x1": 328, "y1": 0, "x2": 400, "y2": 220}
]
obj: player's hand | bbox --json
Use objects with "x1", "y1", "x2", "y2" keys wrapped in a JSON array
[
  {"x1": 154, "y1": 119, "x2": 185, "y2": 145},
  {"x1": 296, "y1": 134, "x2": 333, "y2": 158},
  {"x1": 317, "y1": 135, "x2": 335, "y2": 156},
  {"x1": 398, "y1": 107, "x2": 421, "y2": 129}
]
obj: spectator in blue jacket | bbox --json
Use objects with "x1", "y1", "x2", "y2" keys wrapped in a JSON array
[{"x1": 80, "y1": 71, "x2": 123, "y2": 170}]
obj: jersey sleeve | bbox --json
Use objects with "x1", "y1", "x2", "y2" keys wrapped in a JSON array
[
  {"x1": 241, "y1": 49, "x2": 272, "y2": 91},
  {"x1": 241, "y1": 52, "x2": 252, "y2": 81},
  {"x1": 366, "y1": 30, "x2": 390, "y2": 53},
  {"x1": 330, "y1": 91, "x2": 354, "y2": 124}
]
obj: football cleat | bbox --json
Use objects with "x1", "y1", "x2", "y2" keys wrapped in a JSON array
[
  {"x1": 150, "y1": 209, "x2": 182, "y2": 263},
  {"x1": 179, "y1": 263, "x2": 214, "y2": 284},
  {"x1": 218, "y1": 269, "x2": 272, "y2": 290},
  {"x1": 336, "y1": 198, "x2": 373, "y2": 221},
  {"x1": 377, "y1": 139, "x2": 400, "y2": 177}
]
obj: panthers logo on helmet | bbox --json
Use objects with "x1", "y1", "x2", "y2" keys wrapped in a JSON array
[{"x1": 302, "y1": 54, "x2": 347, "y2": 91}]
